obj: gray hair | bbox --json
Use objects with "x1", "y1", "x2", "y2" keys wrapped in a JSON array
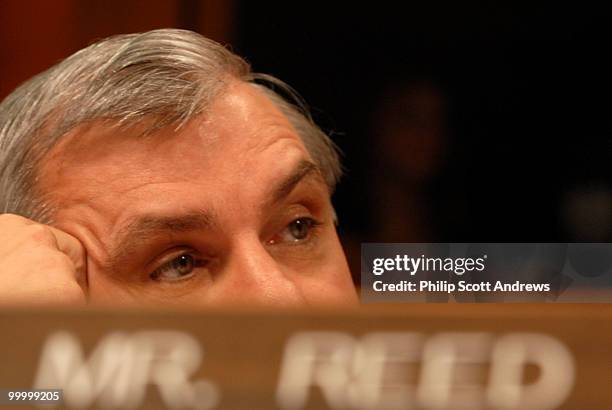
[{"x1": 0, "y1": 28, "x2": 341, "y2": 223}]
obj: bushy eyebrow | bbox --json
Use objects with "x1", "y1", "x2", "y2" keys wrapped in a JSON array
[
  {"x1": 105, "y1": 210, "x2": 216, "y2": 271},
  {"x1": 266, "y1": 159, "x2": 323, "y2": 207},
  {"x1": 104, "y1": 159, "x2": 325, "y2": 272}
]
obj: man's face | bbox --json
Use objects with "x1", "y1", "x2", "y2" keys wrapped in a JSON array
[{"x1": 38, "y1": 79, "x2": 357, "y2": 307}]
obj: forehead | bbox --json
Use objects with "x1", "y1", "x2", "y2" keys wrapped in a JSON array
[{"x1": 40, "y1": 80, "x2": 308, "y2": 196}]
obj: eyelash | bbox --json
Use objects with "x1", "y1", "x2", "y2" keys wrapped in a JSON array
[
  {"x1": 149, "y1": 253, "x2": 206, "y2": 282},
  {"x1": 268, "y1": 216, "x2": 323, "y2": 246},
  {"x1": 148, "y1": 216, "x2": 324, "y2": 282}
]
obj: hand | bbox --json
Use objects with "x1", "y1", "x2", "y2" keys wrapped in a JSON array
[{"x1": 0, "y1": 214, "x2": 87, "y2": 306}]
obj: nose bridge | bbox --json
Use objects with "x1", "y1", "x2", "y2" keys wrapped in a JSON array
[{"x1": 211, "y1": 233, "x2": 307, "y2": 306}]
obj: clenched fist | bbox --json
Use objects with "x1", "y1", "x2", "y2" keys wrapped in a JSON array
[{"x1": 0, "y1": 214, "x2": 87, "y2": 306}]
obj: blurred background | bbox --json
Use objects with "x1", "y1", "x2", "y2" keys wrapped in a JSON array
[{"x1": 1, "y1": 2, "x2": 611, "y2": 280}]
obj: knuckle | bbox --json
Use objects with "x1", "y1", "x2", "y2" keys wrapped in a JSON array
[
  {"x1": 44, "y1": 251, "x2": 74, "y2": 271},
  {"x1": 0, "y1": 213, "x2": 30, "y2": 226},
  {"x1": 24, "y1": 224, "x2": 57, "y2": 246},
  {"x1": 48, "y1": 281, "x2": 86, "y2": 305}
]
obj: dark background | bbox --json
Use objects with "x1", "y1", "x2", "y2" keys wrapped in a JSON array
[{"x1": 2, "y1": 2, "x2": 611, "y2": 275}]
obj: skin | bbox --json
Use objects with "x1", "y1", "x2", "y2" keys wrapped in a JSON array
[{"x1": 9, "y1": 78, "x2": 357, "y2": 307}]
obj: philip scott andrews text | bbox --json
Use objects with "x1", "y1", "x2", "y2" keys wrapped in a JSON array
[{"x1": 372, "y1": 280, "x2": 551, "y2": 293}]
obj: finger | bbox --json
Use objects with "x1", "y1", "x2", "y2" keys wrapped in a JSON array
[{"x1": 47, "y1": 226, "x2": 88, "y2": 293}]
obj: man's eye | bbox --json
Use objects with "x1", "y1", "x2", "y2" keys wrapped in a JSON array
[
  {"x1": 150, "y1": 254, "x2": 203, "y2": 282},
  {"x1": 271, "y1": 217, "x2": 321, "y2": 244}
]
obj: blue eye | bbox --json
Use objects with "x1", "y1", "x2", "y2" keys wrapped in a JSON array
[
  {"x1": 288, "y1": 218, "x2": 313, "y2": 240},
  {"x1": 150, "y1": 254, "x2": 199, "y2": 282},
  {"x1": 272, "y1": 217, "x2": 321, "y2": 244}
]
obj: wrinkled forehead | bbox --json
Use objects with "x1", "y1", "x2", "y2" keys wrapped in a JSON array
[{"x1": 36, "y1": 80, "x2": 312, "y2": 205}]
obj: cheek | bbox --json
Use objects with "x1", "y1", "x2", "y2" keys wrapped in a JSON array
[
  {"x1": 86, "y1": 267, "x2": 140, "y2": 306},
  {"x1": 294, "y1": 242, "x2": 358, "y2": 306},
  {"x1": 298, "y1": 275, "x2": 358, "y2": 306}
]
